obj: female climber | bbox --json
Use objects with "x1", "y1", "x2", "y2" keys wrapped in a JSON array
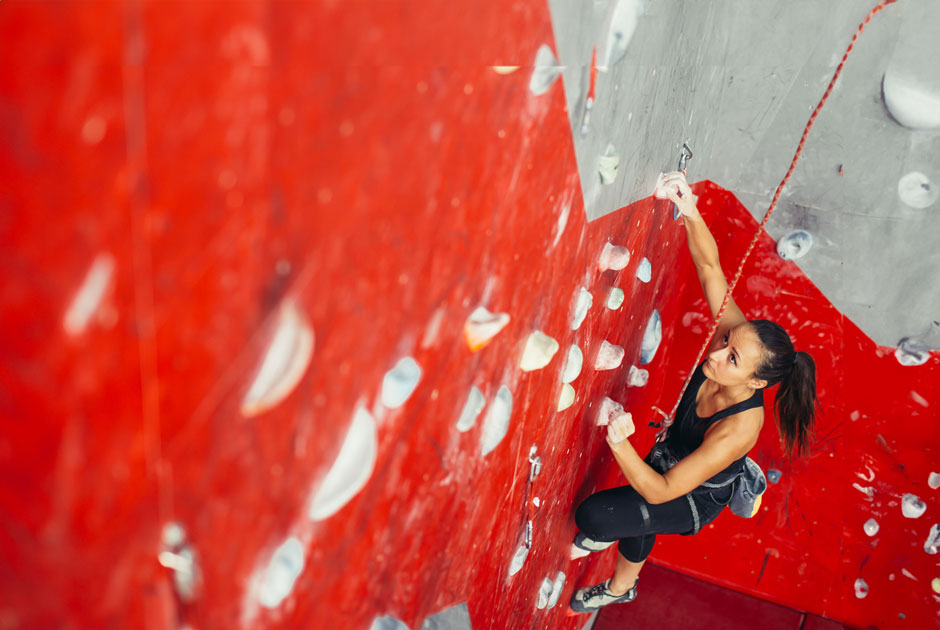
[{"x1": 569, "y1": 171, "x2": 820, "y2": 613}]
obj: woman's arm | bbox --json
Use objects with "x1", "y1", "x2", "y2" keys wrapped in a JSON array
[
  {"x1": 660, "y1": 172, "x2": 746, "y2": 336},
  {"x1": 605, "y1": 407, "x2": 760, "y2": 504}
]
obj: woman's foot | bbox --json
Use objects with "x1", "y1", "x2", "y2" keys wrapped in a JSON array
[
  {"x1": 569, "y1": 578, "x2": 638, "y2": 613},
  {"x1": 569, "y1": 533, "x2": 616, "y2": 559}
]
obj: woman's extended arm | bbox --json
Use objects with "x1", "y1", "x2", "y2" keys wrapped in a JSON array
[{"x1": 660, "y1": 172, "x2": 746, "y2": 335}]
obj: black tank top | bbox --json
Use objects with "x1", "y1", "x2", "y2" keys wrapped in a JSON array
[{"x1": 665, "y1": 362, "x2": 764, "y2": 485}]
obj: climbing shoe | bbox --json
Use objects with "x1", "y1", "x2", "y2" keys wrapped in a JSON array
[
  {"x1": 570, "y1": 533, "x2": 616, "y2": 559},
  {"x1": 569, "y1": 578, "x2": 638, "y2": 613}
]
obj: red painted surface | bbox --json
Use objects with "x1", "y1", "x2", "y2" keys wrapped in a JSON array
[{"x1": 1, "y1": 2, "x2": 938, "y2": 630}]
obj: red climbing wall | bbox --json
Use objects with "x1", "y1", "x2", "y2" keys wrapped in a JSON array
[{"x1": 1, "y1": 1, "x2": 938, "y2": 629}]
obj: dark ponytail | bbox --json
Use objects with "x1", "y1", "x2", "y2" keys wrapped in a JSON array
[{"x1": 749, "y1": 320, "x2": 819, "y2": 457}]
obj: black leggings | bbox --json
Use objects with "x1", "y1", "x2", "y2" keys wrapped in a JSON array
[{"x1": 574, "y1": 485, "x2": 726, "y2": 563}]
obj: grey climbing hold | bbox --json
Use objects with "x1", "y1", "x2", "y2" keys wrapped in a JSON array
[
  {"x1": 627, "y1": 365, "x2": 648, "y2": 387},
  {"x1": 766, "y1": 469, "x2": 782, "y2": 484},
  {"x1": 607, "y1": 287, "x2": 625, "y2": 310},
  {"x1": 536, "y1": 577, "x2": 554, "y2": 609},
  {"x1": 547, "y1": 572, "x2": 567, "y2": 609},
  {"x1": 929, "y1": 472, "x2": 940, "y2": 490},
  {"x1": 603, "y1": 0, "x2": 643, "y2": 68},
  {"x1": 640, "y1": 310, "x2": 662, "y2": 365},
  {"x1": 924, "y1": 523, "x2": 940, "y2": 554},
  {"x1": 508, "y1": 543, "x2": 529, "y2": 577},
  {"x1": 529, "y1": 45, "x2": 561, "y2": 96},
  {"x1": 895, "y1": 337, "x2": 930, "y2": 366},
  {"x1": 258, "y1": 537, "x2": 305, "y2": 609},
  {"x1": 636, "y1": 257, "x2": 652, "y2": 283},
  {"x1": 381, "y1": 357, "x2": 422, "y2": 408},
  {"x1": 863, "y1": 518, "x2": 880, "y2": 537},
  {"x1": 371, "y1": 616, "x2": 410, "y2": 630},
  {"x1": 902, "y1": 493, "x2": 927, "y2": 518},
  {"x1": 897, "y1": 171, "x2": 938, "y2": 209},
  {"x1": 854, "y1": 578, "x2": 869, "y2": 599},
  {"x1": 421, "y1": 602, "x2": 472, "y2": 630},
  {"x1": 776, "y1": 230, "x2": 814, "y2": 261}
]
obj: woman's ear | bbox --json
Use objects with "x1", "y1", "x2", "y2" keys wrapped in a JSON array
[{"x1": 748, "y1": 377, "x2": 768, "y2": 390}]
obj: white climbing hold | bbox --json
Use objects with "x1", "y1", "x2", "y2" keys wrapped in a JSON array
[
  {"x1": 595, "y1": 397, "x2": 626, "y2": 427},
  {"x1": 464, "y1": 306, "x2": 510, "y2": 351},
  {"x1": 536, "y1": 577, "x2": 554, "y2": 609},
  {"x1": 370, "y1": 616, "x2": 411, "y2": 630},
  {"x1": 595, "y1": 340, "x2": 625, "y2": 370},
  {"x1": 627, "y1": 365, "x2": 649, "y2": 387},
  {"x1": 902, "y1": 493, "x2": 927, "y2": 518},
  {"x1": 598, "y1": 242, "x2": 630, "y2": 271},
  {"x1": 562, "y1": 345, "x2": 583, "y2": 383},
  {"x1": 897, "y1": 171, "x2": 938, "y2": 209},
  {"x1": 603, "y1": 0, "x2": 643, "y2": 67},
  {"x1": 924, "y1": 523, "x2": 940, "y2": 554},
  {"x1": 571, "y1": 288, "x2": 593, "y2": 330},
  {"x1": 895, "y1": 338, "x2": 929, "y2": 366},
  {"x1": 241, "y1": 299, "x2": 315, "y2": 417},
  {"x1": 481, "y1": 386, "x2": 513, "y2": 456},
  {"x1": 520, "y1": 331, "x2": 560, "y2": 371},
  {"x1": 63, "y1": 252, "x2": 115, "y2": 337},
  {"x1": 854, "y1": 578, "x2": 869, "y2": 599},
  {"x1": 932, "y1": 577, "x2": 940, "y2": 594},
  {"x1": 863, "y1": 518, "x2": 880, "y2": 537},
  {"x1": 883, "y1": 71, "x2": 940, "y2": 131},
  {"x1": 640, "y1": 309, "x2": 662, "y2": 364},
  {"x1": 309, "y1": 407, "x2": 378, "y2": 521},
  {"x1": 508, "y1": 543, "x2": 529, "y2": 577},
  {"x1": 456, "y1": 386, "x2": 486, "y2": 432},
  {"x1": 547, "y1": 571, "x2": 566, "y2": 609},
  {"x1": 381, "y1": 357, "x2": 422, "y2": 408},
  {"x1": 607, "y1": 287, "x2": 625, "y2": 310},
  {"x1": 570, "y1": 544, "x2": 590, "y2": 560},
  {"x1": 776, "y1": 230, "x2": 814, "y2": 261},
  {"x1": 636, "y1": 257, "x2": 652, "y2": 283},
  {"x1": 598, "y1": 144, "x2": 620, "y2": 185},
  {"x1": 557, "y1": 384, "x2": 576, "y2": 411},
  {"x1": 258, "y1": 537, "x2": 305, "y2": 609},
  {"x1": 529, "y1": 44, "x2": 561, "y2": 96},
  {"x1": 929, "y1": 472, "x2": 940, "y2": 490}
]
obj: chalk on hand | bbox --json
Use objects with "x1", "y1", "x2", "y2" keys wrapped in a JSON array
[
  {"x1": 653, "y1": 172, "x2": 670, "y2": 199},
  {"x1": 596, "y1": 396, "x2": 625, "y2": 427}
]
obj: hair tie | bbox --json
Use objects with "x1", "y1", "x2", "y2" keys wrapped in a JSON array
[{"x1": 790, "y1": 352, "x2": 799, "y2": 372}]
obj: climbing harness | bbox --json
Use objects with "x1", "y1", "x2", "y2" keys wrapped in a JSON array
[{"x1": 655, "y1": 0, "x2": 898, "y2": 441}]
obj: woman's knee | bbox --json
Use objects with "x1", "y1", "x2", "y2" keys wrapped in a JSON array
[{"x1": 575, "y1": 493, "x2": 611, "y2": 537}]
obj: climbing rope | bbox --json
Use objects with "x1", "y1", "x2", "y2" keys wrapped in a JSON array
[{"x1": 655, "y1": 0, "x2": 898, "y2": 441}]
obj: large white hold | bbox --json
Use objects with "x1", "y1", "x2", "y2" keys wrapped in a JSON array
[
  {"x1": 883, "y1": 70, "x2": 940, "y2": 130},
  {"x1": 557, "y1": 384, "x2": 576, "y2": 411},
  {"x1": 481, "y1": 386, "x2": 513, "y2": 456},
  {"x1": 456, "y1": 386, "x2": 486, "y2": 432},
  {"x1": 381, "y1": 357, "x2": 422, "y2": 408},
  {"x1": 895, "y1": 338, "x2": 930, "y2": 366},
  {"x1": 562, "y1": 345, "x2": 583, "y2": 383},
  {"x1": 640, "y1": 309, "x2": 662, "y2": 364},
  {"x1": 598, "y1": 242, "x2": 631, "y2": 271},
  {"x1": 547, "y1": 571, "x2": 567, "y2": 608},
  {"x1": 603, "y1": 0, "x2": 643, "y2": 67},
  {"x1": 595, "y1": 340, "x2": 625, "y2": 370},
  {"x1": 508, "y1": 543, "x2": 529, "y2": 577},
  {"x1": 520, "y1": 331, "x2": 559, "y2": 371},
  {"x1": 464, "y1": 306, "x2": 510, "y2": 351},
  {"x1": 595, "y1": 396, "x2": 626, "y2": 427},
  {"x1": 902, "y1": 493, "x2": 927, "y2": 518},
  {"x1": 571, "y1": 288, "x2": 593, "y2": 330},
  {"x1": 309, "y1": 407, "x2": 377, "y2": 521},
  {"x1": 776, "y1": 230, "x2": 814, "y2": 260},
  {"x1": 529, "y1": 44, "x2": 561, "y2": 95},
  {"x1": 242, "y1": 299, "x2": 315, "y2": 417},
  {"x1": 627, "y1": 365, "x2": 649, "y2": 387},
  {"x1": 258, "y1": 537, "x2": 305, "y2": 609}
]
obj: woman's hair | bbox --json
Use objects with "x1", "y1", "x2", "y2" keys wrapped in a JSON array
[{"x1": 749, "y1": 319, "x2": 819, "y2": 457}]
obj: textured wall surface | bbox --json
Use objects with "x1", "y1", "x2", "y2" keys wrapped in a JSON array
[{"x1": 0, "y1": 1, "x2": 938, "y2": 630}]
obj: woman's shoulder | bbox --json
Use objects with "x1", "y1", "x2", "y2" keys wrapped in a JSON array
[{"x1": 704, "y1": 405, "x2": 764, "y2": 444}]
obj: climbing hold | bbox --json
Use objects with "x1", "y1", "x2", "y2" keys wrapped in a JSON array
[
  {"x1": 598, "y1": 242, "x2": 630, "y2": 271},
  {"x1": 536, "y1": 577, "x2": 554, "y2": 609},
  {"x1": 897, "y1": 171, "x2": 938, "y2": 209},
  {"x1": 529, "y1": 45, "x2": 561, "y2": 96},
  {"x1": 776, "y1": 230, "x2": 814, "y2": 261},
  {"x1": 597, "y1": 144, "x2": 620, "y2": 185},
  {"x1": 481, "y1": 386, "x2": 513, "y2": 456},
  {"x1": 854, "y1": 578, "x2": 869, "y2": 599},
  {"x1": 595, "y1": 340, "x2": 625, "y2": 370},
  {"x1": 309, "y1": 406, "x2": 377, "y2": 521},
  {"x1": 901, "y1": 568, "x2": 917, "y2": 581},
  {"x1": 766, "y1": 469, "x2": 782, "y2": 484},
  {"x1": 370, "y1": 616, "x2": 410, "y2": 630},
  {"x1": 381, "y1": 357, "x2": 422, "y2": 408},
  {"x1": 63, "y1": 252, "x2": 115, "y2": 337},
  {"x1": 925, "y1": 524, "x2": 940, "y2": 554},
  {"x1": 571, "y1": 287, "x2": 593, "y2": 330},
  {"x1": 464, "y1": 306, "x2": 510, "y2": 351},
  {"x1": 933, "y1": 577, "x2": 940, "y2": 595},
  {"x1": 627, "y1": 365, "x2": 648, "y2": 387},
  {"x1": 603, "y1": 0, "x2": 642, "y2": 67},
  {"x1": 562, "y1": 345, "x2": 584, "y2": 383},
  {"x1": 929, "y1": 472, "x2": 940, "y2": 490},
  {"x1": 640, "y1": 309, "x2": 662, "y2": 364},
  {"x1": 606, "y1": 287, "x2": 625, "y2": 310},
  {"x1": 520, "y1": 331, "x2": 560, "y2": 371},
  {"x1": 636, "y1": 257, "x2": 652, "y2": 283},
  {"x1": 882, "y1": 71, "x2": 940, "y2": 131},
  {"x1": 547, "y1": 572, "x2": 567, "y2": 609},
  {"x1": 595, "y1": 397, "x2": 627, "y2": 427},
  {"x1": 492, "y1": 66, "x2": 520, "y2": 75},
  {"x1": 570, "y1": 544, "x2": 590, "y2": 560},
  {"x1": 863, "y1": 518, "x2": 880, "y2": 537},
  {"x1": 258, "y1": 537, "x2": 305, "y2": 609},
  {"x1": 241, "y1": 299, "x2": 314, "y2": 417},
  {"x1": 508, "y1": 543, "x2": 529, "y2": 577},
  {"x1": 557, "y1": 384, "x2": 576, "y2": 411},
  {"x1": 456, "y1": 386, "x2": 486, "y2": 432},
  {"x1": 902, "y1": 493, "x2": 927, "y2": 518},
  {"x1": 895, "y1": 338, "x2": 930, "y2": 366}
]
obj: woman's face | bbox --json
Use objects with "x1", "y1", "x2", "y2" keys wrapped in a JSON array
[{"x1": 703, "y1": 323, "x2": 766, "y2": 389}]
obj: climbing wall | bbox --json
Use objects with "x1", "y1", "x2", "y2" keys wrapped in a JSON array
[{"x1": 1, "y1": 1, "x2": 938, "y2": 630}]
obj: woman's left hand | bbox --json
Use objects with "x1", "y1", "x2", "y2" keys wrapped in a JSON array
[{"x1": 606, "y1": 410, "x2": 636, "y2": 446}]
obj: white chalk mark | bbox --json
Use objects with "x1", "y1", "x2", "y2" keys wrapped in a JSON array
[
  {"x1": 381, "y1": 357, "x2": 422, "y2": 408},
  {"x1": 456, "y1": 386, "x2": 486, "y2": 432},
  {"x1": 63, "y1": 253, "x2": 115, "y2": 337},
  {"x1": 309, "y1": 406, "x2": 377, "y2": 521},
  {"x1": 258, "y1": 537, "x2": 305, "y2": 609},
  {"x1": 464, "y1": 306, "x2": 510, "y2": 351},
  {"x1": 241, "y1": 299, "x2": 314, "y2": 417},
  {"x1": 852, "y1": 483, "x2": 874, "y2": 498},
  {"x1": 481, "y1": 386, "x2": 512, "y2": 456},
  {"x1": 856, "y1": 466, "x2": 875, "y2": 483}
]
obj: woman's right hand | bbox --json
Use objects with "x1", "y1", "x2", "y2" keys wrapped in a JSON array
[{"x1": 657, "y1": 171, "x2": 699, "y2": 218}]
